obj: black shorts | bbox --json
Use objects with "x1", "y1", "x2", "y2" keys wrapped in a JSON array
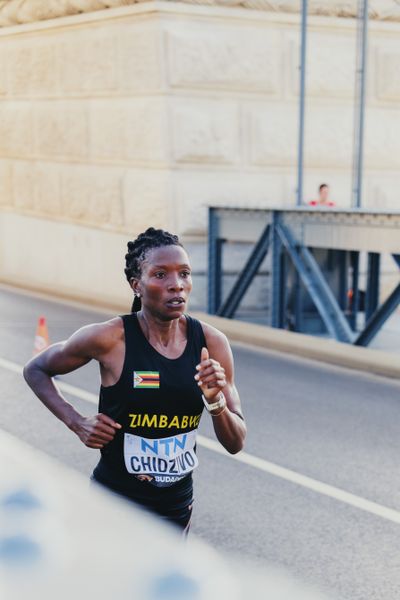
[{"x1": 90, "y1": 474, "x2": 193, "y2": 535}]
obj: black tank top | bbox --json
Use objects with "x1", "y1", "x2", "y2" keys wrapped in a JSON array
[{"x1": 92, "y1": 312, "x2": 206, "y2": 511}]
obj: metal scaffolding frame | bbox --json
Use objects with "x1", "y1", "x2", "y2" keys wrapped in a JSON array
[{"x1": 208, "y1": 207, "x2": 400, "y2": 347}]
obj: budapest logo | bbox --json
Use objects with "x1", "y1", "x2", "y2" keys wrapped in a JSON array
[{"x1": 133, "y1": 371, "x2": 160, "y2": 389}]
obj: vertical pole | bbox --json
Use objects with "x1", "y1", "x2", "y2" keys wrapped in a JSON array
[
  {"x1": 349, "y1": 251, "x2": 360, "y2": 330},
  {"x1": 215, "y1": 238, "x2": 224, "y2": 312},
  {"x1": 294, "y1": 271, "x2": 303, "y2": 332},
  {"x1": 279, "y1": 249, "x2": 287, "y2": 329},
  {"x1": 297, "y1": 0, "x2": 308, "y2": 206},
  {"x1": 352, "y1": 0, "x2": 368, "y2": 208},
  {"x1": 338, "y1": 250, "x2": 348, "y2": 310},
  {"x1": 208, "y1": 208, "x2": 222, "y2": 314},
  {"x1": 365, "y1": 252, "x2": 380, "y2": 322},
  {"x1": 271, "y1": 212, "x2": 283, "y2": 327}
]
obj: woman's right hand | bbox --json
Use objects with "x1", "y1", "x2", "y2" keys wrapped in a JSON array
[{"x1": 70, "y1": 413, "x2": 122, "y2": 449}]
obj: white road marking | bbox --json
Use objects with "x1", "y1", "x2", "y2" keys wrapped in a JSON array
[
  {"x1": 3, "y1": 355, "x2": 400, "y2": 525},
  {"x1": 0, "y1": 357, "x2": 98, "y2": 404},
  {"x1": 0, "y1": 357, "x2": 23, "y2": 375}
]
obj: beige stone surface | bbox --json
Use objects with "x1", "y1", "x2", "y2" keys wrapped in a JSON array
[
  {"x1": 171, "y1": 99, "x2": 239, "y2": 164},
  {"x1": 0, "y1": 1, "x2": 399, "y2": 308},
  {"x1": 34, "y1": 102, "x2": 89, "y2": 160},
  {"x1": 364, "y1": 173, "x2": 400, "y2": 210},
  {"x1": 246, "y1": 101, "x2": 353, "y2": 170},
  {"x1": 289, "y1": 33, "x2": 356, "y2": 98},
  {"x1": 305, "y1": 105, "x2": 354, "y2": 168},
  {"x1": 0, "y1": 2, "x2": 398, "y2": 229},
  {"x1": 1, "y1": 0, "x2": 400, "y2": 26},
  {"x1": 375, "y1": 46, "x2": 400, "y2": 101},
  {"x1": 122, "y1": 169, "x2": 173, "y2": 233},
  {"x1": 60, "y1": 31, "x2": 118, "y2": 94},
  {"x1": 34, "y1": 163, "x2": 62, "y2": 216},
  {"x1": 89, "y1": 98, "x2": 169, "y2": 163},
  {"x1": 7, "y1": 42, "x2": 59, "y2": 96},
  {"x1": 12, "y1": 161, "x2": 36, "y2": 211},
  {"x1": 174, "y1": 171, "x2": 285, "y2": 234},
  {"x1": 119, "y1": 25, "x2": 163, "y2": 92},
  {"x1": 0, "y1": 211, "x2": 131, "y2": 308},
  {"x1": 0, "y1": 160, "x2": 12, "y2": 206},
  {"x1": 364, "y1": 108, "x2": 400, "y2": 169},
  {"x1": 60, "y1": 165, "x2": 124, "y2": 227},
  {"x1": 245, "y1": 103, "x2": 298, "y2": 167},
  {"x1": 0, "y1": 47, "x2": 6, "y2": 96},
  {"x1": 0, "y1": 103, "x2": 33, "y2": 158},
  {"x1": 165, "y1": 25, "x2": 281, "y2": 93}
]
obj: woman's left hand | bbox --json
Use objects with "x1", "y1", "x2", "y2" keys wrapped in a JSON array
[{"x1": 194, "y1": 346, "x2": 227, "y2": 402}]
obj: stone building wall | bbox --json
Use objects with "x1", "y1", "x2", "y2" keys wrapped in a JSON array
[{"x1": 0, "y1": 1, "x2": 399, "y2": 309}]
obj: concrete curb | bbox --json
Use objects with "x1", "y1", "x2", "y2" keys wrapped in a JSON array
[{"x1": 192, "y1": 312, "x2": 400, "y2": 380}]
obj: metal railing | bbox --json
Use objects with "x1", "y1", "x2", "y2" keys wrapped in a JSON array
[{"x1": 208, "y1": 206, "x2": 400, "y2": 346}]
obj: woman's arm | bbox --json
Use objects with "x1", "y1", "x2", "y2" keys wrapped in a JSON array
[
  {"x1": 195, "y1": 323, "x2": 246, "y2": 454},
  {"x1": 23, "y1": 321, "x2": 122, "y2": 449}
]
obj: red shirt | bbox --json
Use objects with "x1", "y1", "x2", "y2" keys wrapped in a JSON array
[{"x1": 308, "y1": 200, "x2": 335, "y2": 207}]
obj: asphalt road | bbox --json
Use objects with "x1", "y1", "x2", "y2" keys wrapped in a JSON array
[{"x1": 1, "y1": 285, "x2": 400, "y2": 600}]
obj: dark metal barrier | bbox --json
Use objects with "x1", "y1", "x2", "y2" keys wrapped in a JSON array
[{"x1": 208, "y1": 207, "x2": 400, "y2": 346}]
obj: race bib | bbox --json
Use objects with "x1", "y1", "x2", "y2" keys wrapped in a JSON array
[{"x1": 123, "y1": 430, "x2": 199, "y2": 488}]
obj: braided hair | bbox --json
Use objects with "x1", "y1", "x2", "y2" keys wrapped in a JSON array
[{"x1": 124, "y1": 227, "x2": 184, "y2": 312}]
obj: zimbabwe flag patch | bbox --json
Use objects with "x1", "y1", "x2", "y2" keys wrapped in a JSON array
[{"x1": 133, "y1": 371, "x2": 160, "y2": 389}]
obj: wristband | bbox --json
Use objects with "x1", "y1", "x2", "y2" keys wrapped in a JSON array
[
  {"x1": 202, "y1": 391, "x2": 226, "y2": 413},
  {"x1": 210, "y1": 404, "x2": 228, "y2": 418}
]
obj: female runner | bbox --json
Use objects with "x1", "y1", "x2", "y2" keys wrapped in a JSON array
[{"x1": 23, "y1": 227, "x2": 246, "y2": 534}]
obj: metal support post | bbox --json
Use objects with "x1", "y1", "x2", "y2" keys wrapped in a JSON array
[
  {"x1": 271, "y1": 213, "x2": 283, "y2": 327},
  {"x1": 349, "y1": 251, "x2": 360, "y2": 330},
  {"x1": 352, "y1": 0, "x2": 369, "y2": 208},
  {"x1": 217, "y1": 224, "x2": 271, "y2": 319},
  {"x1": 355, "y1": 252, "x2": 400, "y2": 345},
  {"x1": 355, "y1": 283, "x2": 400, "y2": 346},
  {"x1": 207, "y1": 208, "x2": 223, "y2": 314},
  {"x1": 279, "y1": 249, "x2": 288, "y2": 329},
  {"x1": 294, "y1": 271, "x2": 303, "y2": 332},
  {"x1": 276, "y1": 223, "x2": 354, "y2": 342},
  {"x1": 392, "y1": 254, "x2": 400, "y2": 269},
  {"x1": 297, "y1": 0, "x2": 308, "y2": 206},
  {"x1": 365, "y1": 252, "x2": 380, "y2": 321},
  {"x1": 338, "y1": 250, "x2": 348, "y2": 310}
]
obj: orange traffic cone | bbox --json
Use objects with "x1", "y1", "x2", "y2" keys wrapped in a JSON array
[{"x1": 33, "y1": 316, "x2": 50, "y2": 355}]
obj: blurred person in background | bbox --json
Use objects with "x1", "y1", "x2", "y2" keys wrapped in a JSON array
[
  {"x1": 23, "y1": 227, "x2": 246, "y2": 536},
  {"x1": 308, "y1": 183, "x2": 335, "y2": 207}
]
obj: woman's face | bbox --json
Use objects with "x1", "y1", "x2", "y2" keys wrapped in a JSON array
[{"x1": 131, "y1": 245, "x2": 193, "y2": 319}]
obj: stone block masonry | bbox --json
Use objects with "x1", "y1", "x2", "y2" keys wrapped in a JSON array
[{"x1": 0, "y1": 1, "x2": 399, "y2": 310}]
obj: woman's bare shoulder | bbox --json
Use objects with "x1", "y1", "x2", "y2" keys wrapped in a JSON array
[
  {"x1": 67, "y1": 316, "x2": 125, "y2": 358},
  {"x1": 196, "y1": 318, "x2": 229, "y2": 349}
]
